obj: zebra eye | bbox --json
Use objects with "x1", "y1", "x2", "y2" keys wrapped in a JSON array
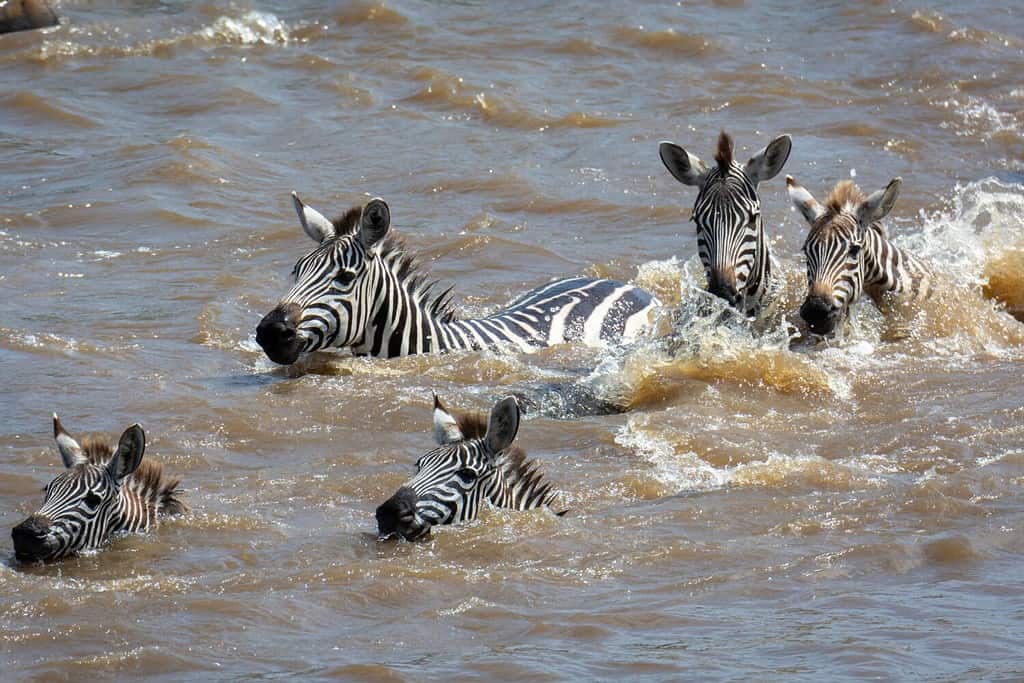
[
  {"x1": 334, "y1": 269, "x2": 357, "y2": 285},
  {"x1": 848, "y1": 244, "x2": 862, "y2": 257},
  {"x1": 83, "y1": 491, "x2": 102, "y2": 508},
  {"x1": 455, "y1": 468, "x2": 479, "y2": 483}
]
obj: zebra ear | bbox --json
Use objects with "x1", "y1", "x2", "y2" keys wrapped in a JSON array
[
  {"x1": 659, "y1": 141, "x2": 708, "y2": 187},
  {"x1": 855, "y1": 177, "x2": 902, "y2": 228},
  {"x1": 484, "y1": 396, "x2": 520, "y2": 454},
  {"x1": 745, "y1": 134, "x2": 792, "y2": 185},
  {"x1": 106, "y1": 424, "x2": 146, "y2": 483},
  {"x1": 292, "y1": 192, "x2": 336, "y2": 243},
  {"x1": 432, "y1": 393, "x2": 464, "y2": 445},
  {"x1": 358, "y1": 198, "x2": 391, "y2": 249},
  {"x1": 786, "y1": 175, "x2": 825, "y2": 224},
  {"x1": 53, "y1": 414, "x2": 87, "y2": 468}
]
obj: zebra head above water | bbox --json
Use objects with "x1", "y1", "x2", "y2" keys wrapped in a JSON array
[
  {"x1": 257, "y1": 193, "x2": 658, "y2": 365},
  {"x1": 787, "y1": 175, "x2": 930, "y2": 337},
  {"x1": 659, "y1": 131, "x2": 791, "y2": 316},
  {"x1": 376, "y1": 395, "x2": 564, "y2": 541},
  {"x1": 11, "y1": 416, "x2": 186, "y2": 563}
]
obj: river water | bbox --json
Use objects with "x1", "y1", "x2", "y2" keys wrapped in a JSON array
[{"x1": 1, "y1": 1, "x2": 1023, "y2": 680}]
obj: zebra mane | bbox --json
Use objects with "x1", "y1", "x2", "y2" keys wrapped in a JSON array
[
  {"x1": 824, "y1": 181, "x2": 867, "y2": 214},
  {"x1": 714, "y1": 130, "x2": 734, "y2": 172},
  {"x1": 75, "y1": 435, "x2": 186, "y2": 516},
  {"x1": 331, "y1": 205, "x2": 459, "y2": 324},
  {"x1": 451, "y1": 410, "x2": 564, "y2": 513}
]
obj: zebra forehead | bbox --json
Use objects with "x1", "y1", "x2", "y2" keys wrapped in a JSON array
[{"x1": 806, "y1": 211, "x2": 859, "y2": 245}]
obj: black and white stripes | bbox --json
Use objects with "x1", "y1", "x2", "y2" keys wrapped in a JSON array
[
  {"x1": 659, "y1": 131, "x2": 792, "y2": 318},
  {"x1": 11, "y1": 416, "x2": 185, "y2": 562},
  {"x1": 255, "y1": 195, "x2": 658, "y2": 365},
  {"x1": 375, "y1": 395, "x2": 563, "y2": 540}
]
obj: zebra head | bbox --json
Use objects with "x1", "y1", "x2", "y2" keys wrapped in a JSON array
[
  {"x1": 376, "y1": 395, "x2": 562, "y2": 541},
  {"x1": 659, "y1": 131, "x2": 791, "y2": 313},
  {"x1": 256, "y1": 194, "x2": 391, "y2": 365},
  {"x1": 787, "y1": 175, "x2": 902, "y2": 335},
  {"x1": 12, "y1": 416, "x2": 146, "y2": 563}
]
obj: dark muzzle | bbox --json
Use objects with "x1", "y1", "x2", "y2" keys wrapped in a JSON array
[
  {"x1": 800, "y1": 295, "x2": 842, "y2": 335},
  {"x1": 12, "y1": 514, "x2": 53, "y2": 562},
  {"x1": 256, "y1": 304, "x2": 304, "y2": 365},
  {"x1": 375, "y1": 487, "x2": 425, "y2": 541}
]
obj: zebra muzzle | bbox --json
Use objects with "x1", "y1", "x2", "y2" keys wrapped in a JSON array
[
  {"x1": 256, "y1": 304, "x2": 305, "y2": 365},
  {"x1": 375, "y1": 487, "x2": 426, "y2": 541},
  {"x1": 11, "y1": 514, "x2": 56, "y2": 561}
]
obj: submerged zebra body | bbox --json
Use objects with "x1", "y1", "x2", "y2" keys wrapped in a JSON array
[
  {"x1": 256, "y1": 194, "x2": 658, "y2": 365},
  {"x1": 658, "y1": 131, "x2": 792, "y2": 318},
  {"x1": 787, "y1": 175, "x2": 933, "y2": 336},
  {"x1": 11, "y1": 416, "x2": 185, "y2": 563},
  {"x1": 375, "y1": 394, "x2": 563, "y2": 540}
]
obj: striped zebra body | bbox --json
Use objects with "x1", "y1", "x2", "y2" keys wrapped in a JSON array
[
  {"x1": 256, "y1": 195, "x2": 658, "y2": 365},
  {"x1": 659, "y1": 131, "x2": 792, "y2": 318},
  {"x1": 376, "y1": 395, "x2": 562, "y2": 540},
  {"x1": 11, "y1": 416, "x2": 185, "y2": 562},
  {"x1": 787, "y1": 175, "x2": 932, "y2": 336}
]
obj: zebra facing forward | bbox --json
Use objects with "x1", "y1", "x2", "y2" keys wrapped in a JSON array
[
  {"x1": 787, "y1": 175, "x2": 933, "y2": 336},
  {"x1": 376, "y1": 394, "x2": 564, "y2": 540},
  {"x1": 256, "y1": 194, "x2": 658, "y2": 365},
  {"x1": 658, "y1": 131, "x2": 792, "y2": 318},
  {"x1": 11, "y1": 416, "x2": 186, "y2": 562}
]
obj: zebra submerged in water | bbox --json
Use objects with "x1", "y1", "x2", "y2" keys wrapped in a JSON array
[
  {"x1": 787, "y1": 175, "x2": 933, "y2": 336},
  {"x1": 11, "y1": 416, "x2": 186, "y2": 563},
  {"x1": 376, "y1": 394, "x2": 564, "y2": 540},
  {"x1": 256, "y1": 194, "x2": 659, "y2": 365},
  {"x1": 658, "y1": 131, "x2": 792, "y2": 320}
]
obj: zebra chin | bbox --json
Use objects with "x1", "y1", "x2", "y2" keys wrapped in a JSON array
[{"x1": 375, "y1": 487, "x2": 431, "y2": 541}]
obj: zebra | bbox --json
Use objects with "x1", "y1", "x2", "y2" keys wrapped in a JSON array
[
  {"x1": 786, "y1": 175, "x2": 933, "y2": 336},
  {"x1": 375, "y1": 394, "x2": 564, "y2": 540},
  {"x1": 11, "y1": 415, "x2": 186, "y2": 563},
  {"x1": 658, "y1": 131, "x2": 792, "y2": 318},
  {"x1": 255, "y1": 193, "x2": 659, "y2": 365}
]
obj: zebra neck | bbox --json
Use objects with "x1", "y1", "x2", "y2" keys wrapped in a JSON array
[
  {"x1": 354, "y1": 259, "x2": 541, "y2": 358},
  {"x1": 111, "y1": 482, "x2": 157, "y2": 533},
  {"x1": 861, "y1": 228, "x2": 914, "y2": 294}
]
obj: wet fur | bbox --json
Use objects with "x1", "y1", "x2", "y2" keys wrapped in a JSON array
[
  {"x1": 714, "y1": 130, "x2": 733, "y2": 172},
  {"x1": 78, "y1": 435, "x2": 187, "y2": 518}
]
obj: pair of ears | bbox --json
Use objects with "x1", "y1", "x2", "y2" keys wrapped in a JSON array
[
  {"x1": 432, "y1": 394, "x2": 521, "y2": 455},
  {"x1": 53, "y1": 415, "x2": 146, "y2": 483},
  {"x1": 293, "y1": 192, "x2": 391, "y2": 248},
  {"x1": 659, "y1": 134, "x2": 793, "y2": 188},
  {"x1": 786, "y1": 175, "x2": 903, "y2": 231}
]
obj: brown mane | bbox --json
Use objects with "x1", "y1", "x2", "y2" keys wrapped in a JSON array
[
  {"x1": 331, "y1": 206, "x2": 363, "y2": 236},
  {"x1": 75, "y1": 434, "x2": 186, "y2": 516},
  {"x1": 714, "y1": 130, "x2": 733, "y2": 171},
  {"x1": 824, "y1": 180, "x2": 867, "y2": 214}
]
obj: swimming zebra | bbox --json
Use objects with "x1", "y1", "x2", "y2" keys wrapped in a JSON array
[
  {"x1": 658, "y1": 131, "x2": 792, "y2": 318},
  {"x1": 11, "y1": 416, "x2": 186, "y2": 562},
  {"x1": 256, "y1": 194, "x2": 659, "y2": 365},
  {"x1": 787, "y1": 175, "x2": 933, "y2": 336},
  {"x1": 376, "y1": 394, "x2": 564, "y2": 540}
]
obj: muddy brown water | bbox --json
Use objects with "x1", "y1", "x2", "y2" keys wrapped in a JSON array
[{"x1": 1, "y1": 2, "x2": 1023, "y2": 680}]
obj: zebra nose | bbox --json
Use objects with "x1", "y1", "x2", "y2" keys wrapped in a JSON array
[
  {"x1": 12, "y1": 514, "x2": 51, "y2": 554},
  {"x1": 256, "y1": 304, "x2": 304, "y2": 365},
  {"x1": 707, "y1": 276, "x2": 740, "y2": 307},
  {"x1": 800, "y1": 296, "x2": 841, "y2": 334},
  {"x1": 376, "y1": 487, "x2": 419, "y2": 540}
]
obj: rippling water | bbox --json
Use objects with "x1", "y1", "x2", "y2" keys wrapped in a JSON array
[{"x1": 2, "y1": 1, "x2": 1023, "y2": 680}]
